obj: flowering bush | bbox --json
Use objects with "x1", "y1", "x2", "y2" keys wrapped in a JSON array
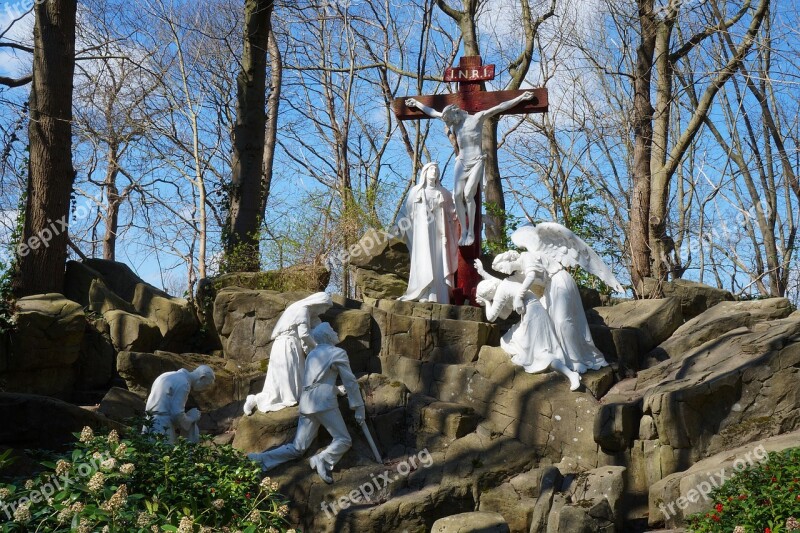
[
  {"x1": 688, "y1": 447, "x2": 800, "y2": 533},
  {"x1": 0, "y1": 426, "x2": 294, "y2": 532}
]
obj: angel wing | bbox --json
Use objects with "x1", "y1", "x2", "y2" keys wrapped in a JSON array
[
  {"x1": 511, "y1": 223, "x2": 624, "y2": 293},
  {"x1": 271, "y1": 292, "x2": 333, "y2": 339}
]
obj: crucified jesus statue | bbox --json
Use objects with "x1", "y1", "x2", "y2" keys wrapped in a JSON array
[{"x1": 405, "y1": 91, "x2": 536, "y2": 246}]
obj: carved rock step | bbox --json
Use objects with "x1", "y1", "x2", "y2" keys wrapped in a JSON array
[{"x1": 431, "y1": 511, "x2": 510, "y2": 533}]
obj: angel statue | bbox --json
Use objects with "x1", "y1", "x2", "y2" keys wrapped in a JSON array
[
  {"x1": 505, "y1": 223, "x2": 624, "y2": 373},
  {"x1": 243, "y1": 292, "x2": 333, "y2": 415},
  {"x1": 397, "y1": 161, "x2": 459, "y2": 304},
  {"x1": 474, "y1": 254, "x2": 581, "y2": 390}
]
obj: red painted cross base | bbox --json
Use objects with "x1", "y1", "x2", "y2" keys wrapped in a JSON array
[{"x1": 393, "y1": 56, "x2": 548, "y2": 305}]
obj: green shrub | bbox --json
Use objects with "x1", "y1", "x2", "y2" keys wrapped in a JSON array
[
  {"x1": 687, "y1": 447, "x2": 800, "y2": 533},
  {"x1": 0, "y1": 426, "x2": 294, "y2": 532}
]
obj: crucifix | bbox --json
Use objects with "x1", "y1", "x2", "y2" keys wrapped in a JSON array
[{"x1": 393, "y1": 56, "x2": 548, "y2": 305}]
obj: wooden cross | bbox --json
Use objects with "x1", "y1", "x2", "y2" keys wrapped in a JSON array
[{"x1": 393, "y1": 56, "x2": 548, "y2": 305}]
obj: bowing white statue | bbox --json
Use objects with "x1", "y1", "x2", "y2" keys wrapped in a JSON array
[
  {"x1": 243, "y1": 292, "x2": 333, "y2": 415},
  {"x1": 475, "y1": 254, "x2": 581, "y2": 390},
  {"x1": 509, "y1": 223, "x2": 623, "y2": 373},
  {"x1": 398, "y1": 161, "x2": 459, "y2": 304},
  {"x1": 247, "y1": 322, "x2": 365, "y2": 484},
  {"x1": 144, "y1": 365, "x2": 216, "y2": 443}
]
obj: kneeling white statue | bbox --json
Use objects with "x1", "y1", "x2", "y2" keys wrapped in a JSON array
[
  {"x1": 144, "y1": 365, "x2": 216, "y2": 443},
  {"x1": 243, "y1": 292, "x2": 333, "y2": 415},
  {"x1": 509, "y1": 223, "x2": 623, "y2": 374},
  {"x1": 247, "y1": 322, "x2": 365, "y2": 484},
  {"x1": 475, "y1": 255, "x2": 581, "y2": 391}
]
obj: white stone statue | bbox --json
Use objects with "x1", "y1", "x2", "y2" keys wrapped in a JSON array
[
  {"x1": 474, "y1": 255, "x2": 581, "y2": 390},
  {"x1": 247, "y1": 322, "x2": 365, "y2": 484},
  {"x1": 243, "y1": 292, "x2": 333, "y2": 415},
  {"x1": 144, "y1": 365, "x2": 216, "y2": 444},
  {"x1": 397, "y1": 161, "x2": 459, "y2": 304},
  {"x1": 508, "y1": 223, "x2": 623, "y2": 373},
  {"x1": 405, "y1": 92, "x2": 537, "y2": 246}
]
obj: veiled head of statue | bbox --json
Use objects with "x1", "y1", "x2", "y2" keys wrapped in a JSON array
[{"x1": 419, "y1": 162, "x2": 440, "y2": 188}]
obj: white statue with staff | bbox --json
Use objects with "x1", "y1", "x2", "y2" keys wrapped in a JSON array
[
  {"x1": 247, "y1": 322, "x2": 365, "y2": 484},
  {"x1": 510, "y1": 223, "x2": 623, "y2": 373},
  {"x1": 243, "y1": 292, "x2": 333, "y2": 415},
  {"x1": 404, "y1": 92, "x2": 536, "y2": 246}
]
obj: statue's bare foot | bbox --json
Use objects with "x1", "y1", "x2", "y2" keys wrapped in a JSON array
[
  {"x1": 243, "y1": 395, "x2": 257, "y2": 416},
  {"x1": 459, "y1": 234, "x2": 474, "y2": 246},
  {"x1": 568, "y1": 372, "x2": 581, "y2": 391}
]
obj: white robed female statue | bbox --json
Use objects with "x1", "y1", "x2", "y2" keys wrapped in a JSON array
[
  {"x1": 510, "y1": 223, "x2": 624, "y2": 373},
  {"x1": 397, "y1": 162, "x2": 459, "y2": 303},
  {"x1": 243, "y1": 292, "x2": 333, "y2": 415},
  {"x1": 476, "y1": 253, "x2": 581, "y2": 390}
]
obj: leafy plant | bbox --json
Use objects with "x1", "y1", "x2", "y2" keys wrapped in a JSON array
[
  {"x1": 0, "y1": 425, "x2": 295, "y2": 532},
  {"x1": 687, "y1": 447, "x2": 800, "y2": 533},
  {"x1": 0, "y1": 189, "x2": 26, "y2": 334}
]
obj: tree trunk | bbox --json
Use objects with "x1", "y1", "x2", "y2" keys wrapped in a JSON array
[
  {"x1": 482, "y1": 117, "x2": 505, "y2": 245},
  {"x1": 226, "y1": 0, "x2": 273, "y2": 272},
  {"x1": 14, "y1": 0, "x2": 77, "y2": 297},
  {"x1": 648, "y1": 19, "x2": 674, "y2": 285},
  {"x1": 629, "y1": 0, "x2": 657, "y2": 296},
  {"x1": 260, "y1": 28, "x2": 281, "y2": 217},
  {"x1": 103, "y1": 142, "x2": 120, "y2": 261}
]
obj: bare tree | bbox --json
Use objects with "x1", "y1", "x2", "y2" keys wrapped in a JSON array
[
  {"x1": 14, "y1": 0, "x2": 77, "y2": 296},
  {"x1": 225, "y1": 0, "x2": 274, "y2": 272}
]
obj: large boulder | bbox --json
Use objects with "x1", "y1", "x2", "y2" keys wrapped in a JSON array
[
  {"x1": 104, "y1": 309, "x2": 162, "y2": 353},
  {"x1": 207, "y1": 265, "x2": 331, "y2": 293},
  {"x1": 1, "y1": 294, "x2": 85, "y2": 397},
  {"x1": 350, "y1": 228, "x2": 410, "y2": 277},
  {"x1": 350, "y1": 228, "x2": 410, "y2": 299},
  {"x1": 645, "y1": 297, "x2": 793, "y2": 364},
  {"x1": 75, "y1": 316, "x2": 116, "y2": 391},
  {"x1": 132, "y1": 283, "x2": 198, "y2": 351},
  {"x1": 587, "y1": 297, "x2": 684, "y2": 355},
  {"x1": 605, "y1": 312, "x2": 800, "y2": 497},
  {"x1": 533, "y1": 466, "x2": 627, "y2": 533},
  {"x1": 642, "y1": 278, "x2": 734, "y2": 319},
  {"x1": 81, "y1": 258, "x2": 146, "y2": 301},
  {"x1": 65, "y1": 259, "x2": 200, "y2": 353},
  {"x1": 232, "y1": 405, "x2": 300, "y2": 454},
  {"x1": 212, "y1": 288, "x2": 304, "y2": 362},
  {"x1": 97, "y1": 386, "x2": 146, "y2": 423},
  {"x1": 196, "y1": 266, "x2": 330, "y2": 348},
  {"x1": 0, "y1": 392, "x2": 122, "y2": 450},
  {"x1": 478, "y1": 467, "x2": 560, "y2": 532},
  {"x1": 355, "y1": 268, "x2": 407, "y2": 300}
]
